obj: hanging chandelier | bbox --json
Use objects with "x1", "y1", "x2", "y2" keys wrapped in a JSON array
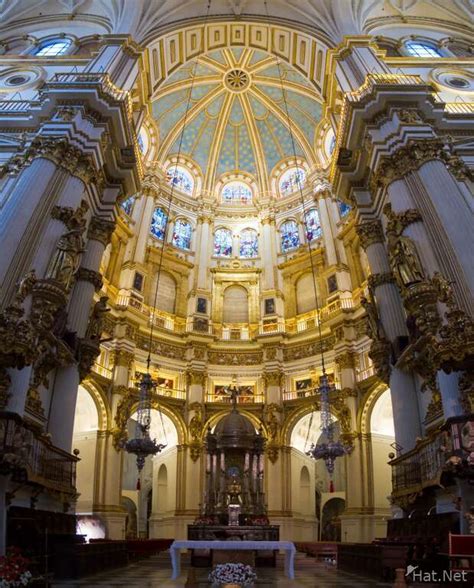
[
  {"x1": 124, "y1": 0, "x2": 213, "y2": 477},
  {"x1": 305, "y1": 373, "x2": 350, "y2": 474},
  {"x1": 263, "y1": 0, "x2": 350, "y2": 480},
  {"x1": 125, "y1": 372, "x2": 166, "y2": 472}
]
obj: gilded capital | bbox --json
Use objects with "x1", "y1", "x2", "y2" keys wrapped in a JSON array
[
  {"x1": 113, "y1": 349, "x2": 135, "y2": 368},
  {"x1": 335, "y1": 351, "x2": 356, "y2": 370},
  {"x1": 356, "y1": 220, "x2": 384, "y2": 249},
  {"x1": 76, "y1": 267, "x2": 103, "y2": 291},
  {"x1": 88, "y1": 217, "x2": 116, "y2": 246},
  {"x1": 367, "y1": 272, "x2": 395, "y2": 290}
]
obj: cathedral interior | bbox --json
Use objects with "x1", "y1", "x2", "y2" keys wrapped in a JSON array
[{"x1": 0, "y1": 0, "x2": 473, "y2": 585}]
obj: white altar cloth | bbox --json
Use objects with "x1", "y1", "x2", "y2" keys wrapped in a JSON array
[{"x1": 169, "y1": 540, "x2": 296, "y2": 579}]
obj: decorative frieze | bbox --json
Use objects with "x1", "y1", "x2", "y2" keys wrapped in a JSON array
[
  {"x1": 367, "y1": 272, "x2": 395, "y2": 291},
  {"x1": 113, "y1": 349, "x2": 135, "y2": 368},
  {"x1": 136, "y1": 335, "x2": 186, "y2": 360},
  {"x1": 207, "y1": 351, "x2": 263, "y2": 366},
  {"x1": 355, "y1": 220, "x2": 384, "y2": 249},
  {"x1": 282, "y1": 336, "x2": 334, "y2": 362}
]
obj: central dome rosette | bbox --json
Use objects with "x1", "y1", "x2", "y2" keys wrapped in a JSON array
[
  {"x1": 151, "y1": 47, "x2": 323, "y2": 196},
  {"x1": 224, "y1": 68, "x2": 251, "y2": 92}
]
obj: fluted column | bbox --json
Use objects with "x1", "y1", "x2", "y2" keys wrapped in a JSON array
[
  {"x1": 49, "y1": 216, "x2": 116, "y2": 451},
  {"x1": 261, "y1": 215, "x2": 277, "y2": 291},
  {"x1": 133, "y1": 188, "x2": 156, "y2": 266},
  {"x1": 357, "y1": 219, "x2": 422, "y2": 452},
  {"x1": 196, "y1": 215, "x2": 213, "y2": 290}
]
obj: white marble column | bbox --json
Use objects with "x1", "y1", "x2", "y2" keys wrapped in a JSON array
[
  {"x1": 196, "y1": 215, "x2": 213, "y2": 290},
  {"x1": 261, "y1": 216, "x2": 276, "y2": 290}
]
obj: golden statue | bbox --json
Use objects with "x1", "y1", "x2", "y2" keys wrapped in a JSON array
[
  {"x1": 86, "y1": 296, "x2": 110, "y2": 341},
  {"x1": 384, "y1": 203, "x2": 425, "y2": 289},
  {"x1": 46, "y1": 200, "x2": 89, "y2": 290}
]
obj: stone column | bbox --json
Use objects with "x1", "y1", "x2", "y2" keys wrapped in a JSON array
[
  {"x1": 187, "y1": 370, "x2": 205, "y2": 404},
  {"x1": 356, "y1": 220, "x2": 422, "y2": 452},
  {"x1": 95, "y1": 348, "x2": 134, "y2": 539},
  {"x1": 48, "y1": 216, "x2": 115, "y2": 451},
  {"x1": 131, "y1": 187, "x2": 156, "y2": 265},
  {"x1": 261, "y1": 215, "x2": 276, "y2": 290},
  {"x1": 196, "y1": 215, "x2": 213, "y2": 290}
]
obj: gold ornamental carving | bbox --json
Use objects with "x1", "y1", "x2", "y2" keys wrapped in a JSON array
[
  {"x1": 187, "y1": 370, "x2": 206, "y2": 387},
  {"x1": 283, "y1": 336, "x2": 334, "y2": 362},
  {"x1": 207, "y1": 351, "x2": 263, "y2": 366},
  {"x1": 78, "y1": 297, "x2": 112, "y2": 381},
  {"x1": 113, "y1": 349, "x2": 135, "y2": 368},
  {"x1": 263, "y1": 403, "x2": 282, "y2": 463},
  {"x1": 112, "y1": 390, "x2": 136, "y2": 450},
  {"x1": 76, "y1": 267, "x2": 103, "y2": 291},
  {"x1": 355, "y1": 220, "x2": 384, "y2": 250},
  {"x1": 335, "y1": 352, "x2": 356, "y2": 370},
  {"x1": 188, "y1": 402, "x2": 204, "y2": 462},
  {"x1": 263, "y1": 371, "x2": 282, "y2": 388},
  {"x1": 367, "y1": 272, "x2": 395, "y2": 291},
  {"x1": 370, "y1": 138, "x2": 473, "y2": 193}
]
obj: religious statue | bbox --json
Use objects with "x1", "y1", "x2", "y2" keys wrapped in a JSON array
[
  {"x1": 85, "y1": 296, "x2": 110, "y2": 341},
  {"x1": 263, "y1": 403, "x2": 281, "y2": 443},
  {"x1": 431, "y1": 271, "x2": 455, "y2": 307},
  {"x1": 360, "y1": 292, "x2": 386, "y2": 341},
  {"x1": 14, "y1": 269, "x2": 37, "y2": 305},
  {"x1": 189, "y1": 402, "x2": 204, "y2": 441},
  {"x1": 227, "y1": 475, "x2": 242, "y2": 505},
  {"x1": 384, "y1": 203, "x2": 425, "y2": 290},
  {"x1": 46, "y1": 199, "x2": 89, "y2": 291}
]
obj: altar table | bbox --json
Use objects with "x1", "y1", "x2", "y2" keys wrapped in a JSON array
[{"x1": 169, "y1": 540, "x2": 296, "y2": 579}]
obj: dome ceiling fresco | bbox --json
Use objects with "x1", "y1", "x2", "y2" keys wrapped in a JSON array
[{"x1": 151, "y1": 47, "x2": 322, "y2": 190}]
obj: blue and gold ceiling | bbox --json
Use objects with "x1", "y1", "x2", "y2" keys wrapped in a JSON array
[{"x1": 151, "y1": 48, "x2": 322, "y2": 191}]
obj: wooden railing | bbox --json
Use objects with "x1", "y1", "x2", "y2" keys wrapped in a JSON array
[{"x1": 0, "y1": 412, "x2": 78, "y2": 494}]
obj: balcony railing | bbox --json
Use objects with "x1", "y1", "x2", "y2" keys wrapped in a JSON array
[
  {"x1": 116, "y1": 292, "x2": 181, "y2": 332},
  {"x1": 282, "y1": 388, "x2": 318, "y2": 401},
  {"x1": 0, "y1": 412, "x2": 78, "y2": 494},
  {"x1": 355, "y1": 365, "x2": 375, "y2": 382},
  {"x1": 390, "y1": 434, "x2": 444, "y2": 495},
  {"x1": 154, "y1": 386, "x2": 186, "y2": 401},
  {"x1": 205, "y1": 394, "x2": 265, "y2": 404}
]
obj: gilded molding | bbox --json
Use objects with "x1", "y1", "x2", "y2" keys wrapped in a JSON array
[
  {"x1": 113, "y1": 349, "x2": 134, "y2": 368},
  {"x1": 76, "y1": 267, "x2": 103, "y2": 291},
  {"x1": 370, "y1": 138, "x2": 473, "y2": 193},
  {"x1": 207, "y1": 351, "x2": 263, "y2": 366},
  {"x1": 263, "y1": 371, "x2": 282, "y2": 387},
  {"x1": 335, "y1": 351, "x2": 356, "y2": 370},
  {"x1": 355, "y1": 220, "x2": 384, "y2": 249},
  {"x1": 87, "y1": 217, "x2": 116, "y2": 246}
]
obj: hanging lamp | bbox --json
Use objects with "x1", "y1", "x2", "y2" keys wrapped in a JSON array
[{"x1": 263, "y1": 0, "x2": 351, "y2": 485}]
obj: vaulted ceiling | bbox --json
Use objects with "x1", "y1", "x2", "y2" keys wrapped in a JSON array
[{"x1": 151, "y1": 47, "x2": 322, "y2": 190}]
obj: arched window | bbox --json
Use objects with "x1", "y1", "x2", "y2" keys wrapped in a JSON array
[
  {"x1": 222, "y1": 181, "x2": 252, "y2": 204},
  {"x1": 120, "y1": 196, "x2": 135, "y2": 216},
  {"x1": 338, "y1": 200, "x2": 351, "y2": 218},
  {"x1": 239, "y1": 229, "x2": 258, "y2": 258},
  {"x1": 405, "y1": 41, "x2": 442, "y2": 58},
  {"x1": 304, "y1": 209, "x2": 322, "y2": 242},
  {"x1": 172, "y1": 219, "x2": 192, "y2": 250},
  {"x1": 35, "y1": 38, "x2": 72, "y2": 56},
  {"x1": 167, "y1": 165, "x2": 194, "y2": 195},
  {"x1": 150, "y1": 208, "x2": 168, "y2": 240},
  {"x1": 281, "y1": 220, "x2": 300, "y2": 253},
  {"x1": 214, "y1": 228, "x2": 232, "y2": 257},
  {"x1": 279, "y1": 167, "x2": 306, "y2": 197}
]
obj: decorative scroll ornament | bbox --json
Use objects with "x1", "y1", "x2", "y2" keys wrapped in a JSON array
[
  {"x1": 189, "y1": 402, "x2": 204, "y2": 462},
  {"x1": 355, "y1": 219, "x2": 384, "y2": 249},
  {"x1": 361, "y1": 291, "x2": 392, "y2": 384},
  {"x1": 263, "y1": 403, "x2": 282, "y2": 463}
]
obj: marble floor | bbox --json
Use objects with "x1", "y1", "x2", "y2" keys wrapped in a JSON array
[{"x1": 51, "y1": 552, "x2": 395, "y2": 587}]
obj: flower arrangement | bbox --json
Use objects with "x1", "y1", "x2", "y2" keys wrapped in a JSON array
[
  {"x1": 248, "y1": 515, "x2": 269, "y2": 526},
  {"x1": 208, "y1": 563, "x2": 257, "y2": 586},
  {"x1": 0, "y1": 548, "x2": 32, "y2": 587},
  {"x1": 193, "y1": 515, "x2": 216, "y2": 525}
]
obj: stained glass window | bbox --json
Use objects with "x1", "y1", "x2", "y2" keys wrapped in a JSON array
[
  {"x1": 405, "y1": 42, "x2": 442, "y2": 58},
  {"x1": 304, "y1": 209, "x2": 322, "y2": 242},
  {"x1": 120, "y1": 196, "x2": 135, "y2": 216},
  {"x1": 167, "y1": 165, "x2": 194, "y2": 195},
  {"x1": 214, "y1": 228, "x2": 233, "y2": 257},
  {"x1": 137, "y1": 133, "x2": 145, "y2": 153},
  {"x1": 222, "y1": 181, "x2": 252, "y2": 204},
  {"x1": 279, "y1": 167, "x2": 306, "y2": 197},
  {"x1": 150, "y1": 208, "x2": 168, "y2": 240},
  {"x1": 240, "y1": 229, "x2": 258, "y2": 258},
  {"x1": 281, "y1": 220, "x2": 300, "y2": 253},
  {"x1": 35, "y1": 39, "x2": 72, "y2": 56},
  {"x1": 338, "y1": 200, "x2": 351, "y2": 218},
  {"x1": 172, "y1": 219, "x2": 192, "y2": 250}
]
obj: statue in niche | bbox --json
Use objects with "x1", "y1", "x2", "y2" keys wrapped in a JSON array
[
  {"x1": 85, "y1": 296, "x2": 110, "y2": 341},
  {"x1": 46, "y1": 199, "x2": 89, "y2": 291},
  {"x1": 384, "y1": 203, "x2": 425, "y2": 290},
  {"x1": 189, "y1": 402, "x2": 203, "y2": 441}
]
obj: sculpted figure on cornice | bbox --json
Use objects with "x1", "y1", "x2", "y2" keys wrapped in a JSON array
[
  {"x1": 46, "y1": 199, "x2": 89, "y2": 292},
  {"x1": 188, "y1": 401, "x2": 204, "y2": 461},
  {"x1": 384, "y1": 203, "x2": 425, "y2": 292},
  {"x1": 85, "y1": 296, "x2": 111, "y2": 341},
  {"x1": 264, "y1": 403, "x2": 282, "y2": 463}
]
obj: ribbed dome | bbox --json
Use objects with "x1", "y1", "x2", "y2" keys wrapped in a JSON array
[{"x1": 215, "y1": 409, "x2": 256, "y2": 449}]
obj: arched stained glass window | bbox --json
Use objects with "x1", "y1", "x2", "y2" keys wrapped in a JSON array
[
  {"x1": 167, "y1": 165, "x2": 194, "y2": 195},
  {"x1": 35, "y1": 39, "x2": 72, "y2": 56},
  {"x1": 172, "y1": 219, "x2": 192, "y2": 250},
  {"x1": 305, "y1": 209, "x2": 322, "y2": 242},
  {"x1": 279, "y1": 167, "x2": 306, "y2": 197},
  {"x1": 150, "y1": 208, "x2": 168, "y2": 240},
  {"x1": 214, "y1": 228, "x2": 233, "y2": 257},
  {"x1": 120, "y1": 196, "x2": 135, "y2": 216},
  {"x1": 405, "y1": 41, "x2": 442, "y2": 58},
  {"x1": 281, "y1": 220, "x2": 300, "y2": 253},
  {"x1": 222, "y1": 181, "x2": 252, "y2": 204},
  {"x1": 240, "y1": 229, "x2": 258, "y2": 258},
  {"x1": 338, "y1": 200, "x2": 351, "y2": 218}
]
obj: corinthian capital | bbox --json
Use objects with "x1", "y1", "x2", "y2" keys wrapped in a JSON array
[
  {"x1": 356, "y1": 220, "x2": 384, "y2": 249},
  {"x1": 88, "y1": 217, "x2": 116, "y2": 246}
]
